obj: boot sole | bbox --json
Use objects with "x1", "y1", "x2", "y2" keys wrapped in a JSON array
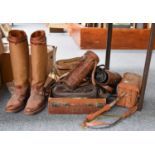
[
  {"x1": 5, "y1": 104, "x2": 26, "y2": 113},
  {"x1": 23, "y1": 104, "x2": 46, "y2": 115}
]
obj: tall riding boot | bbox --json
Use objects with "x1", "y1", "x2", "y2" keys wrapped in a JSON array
[
  {"x1": 5, "y1": 30, "x2": 30, "y2": 112},
  {"x1": 24, "y1": 30, "x2": 48, "y2": 115}
]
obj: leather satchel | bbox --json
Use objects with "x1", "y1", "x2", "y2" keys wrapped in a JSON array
[
  {"x1": 83, "y1": 72, "x2": 142, "y2": 128},
  {"x1": 117, "y1": 72, "x2": 142, "y2": 108}
]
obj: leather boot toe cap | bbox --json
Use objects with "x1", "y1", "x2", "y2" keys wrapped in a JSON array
[
  {"x1": 5, "y1": 103, "x2": 25, "y2": 113},
  {"x1": 24, "y1": 103, "x2": 45, "y2": 115}
]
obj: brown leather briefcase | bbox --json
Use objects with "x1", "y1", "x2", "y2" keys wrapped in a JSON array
[{"x1": 48, "y1": 79, "x2": 106, "y2": 114}]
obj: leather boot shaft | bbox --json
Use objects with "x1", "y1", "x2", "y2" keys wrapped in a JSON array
[
  {"x1": 8, "y1": 30, "x2": 29, "y2": 87},
  {"x1": 6, "y1": 30, "x2": 30, "y2": 113},
  {"x1": 30, "y1": 30, "x2": 48, "y2": 88},
  {"x1": 24, "y1": 30, "x2": 48, "y2": 115}
]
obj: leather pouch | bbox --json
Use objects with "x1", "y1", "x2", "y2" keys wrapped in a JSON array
[{"x1": 117, "y1": 72, "x2": 142, "y2": 108}]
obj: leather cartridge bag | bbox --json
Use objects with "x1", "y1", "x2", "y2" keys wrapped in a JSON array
[
  {"x1": 117, "y1": 72, "x2": 142, "y2": 108},
  {"x1": 62, "y1": 51, "x2": 99, "y2": 89}
]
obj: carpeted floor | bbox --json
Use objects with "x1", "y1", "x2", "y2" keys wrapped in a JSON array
[{"x1": 0, "y1": 24, "x2": 155, "y2": 131}]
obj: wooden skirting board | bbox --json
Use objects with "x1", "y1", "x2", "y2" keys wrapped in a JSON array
[{"x1": 67, "y1": 24, "x2": 155, "y2": 49}]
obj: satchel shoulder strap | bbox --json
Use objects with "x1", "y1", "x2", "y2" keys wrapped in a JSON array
[
  {"x1": 83, "y1": 105, "x2": 137, "y2": 129},
  {"x1": 82, "y1": 93, "x2": 137, "y2": 129}
]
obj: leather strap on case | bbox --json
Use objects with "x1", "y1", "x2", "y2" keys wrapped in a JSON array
[
  {"x1": 83, "y1": 105, "x2": 137, "y2": 129},
  {"x1": 91, "y1": 60, "x2": 98, "y2": 86},
  {"x1": 82, "y1": 93, "x2": 138, "y2": 129},
  {"x1": 97, "y1": 82, "x2": 114, "y2": 93}
]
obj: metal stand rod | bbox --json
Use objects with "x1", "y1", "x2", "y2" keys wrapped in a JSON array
[
  {"x1": 105, "y1": 23, "x2": 113, "y2": 70},
  {"x1": 138, "y1": 23, "x2": 155, "y2": 110}
]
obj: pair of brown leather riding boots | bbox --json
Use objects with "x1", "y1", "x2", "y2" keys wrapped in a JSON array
[{"x1": 5, "y1": 30, "x2": 48, "y2": 115}]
